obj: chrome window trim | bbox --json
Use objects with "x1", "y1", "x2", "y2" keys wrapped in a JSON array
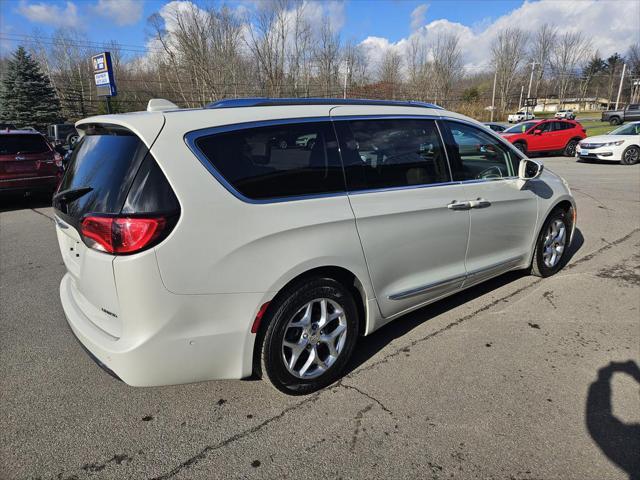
[{"x1": 183, "y1": 113, "x2": 525, "y2": 205}]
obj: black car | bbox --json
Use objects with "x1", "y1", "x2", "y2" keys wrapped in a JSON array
[{"x1": 484, "y1": 122, "x2": 507, "y2": 133}]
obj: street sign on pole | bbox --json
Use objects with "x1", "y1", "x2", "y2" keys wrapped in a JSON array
[{"x1": 91, "y1": 52, "x2": 117, "y2": 112}]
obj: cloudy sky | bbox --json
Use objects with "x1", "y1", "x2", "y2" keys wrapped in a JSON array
[{"x1": 1, "y1": 0, "x2": 638, "y2": 69}]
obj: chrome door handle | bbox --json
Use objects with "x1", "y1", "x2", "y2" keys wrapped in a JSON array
[
  {"x1": 469, "y1": 198, "x2": 492, "y2": 209},
  {"x1": 448, "y1": 201, "x2": 472, "y2": 210}
]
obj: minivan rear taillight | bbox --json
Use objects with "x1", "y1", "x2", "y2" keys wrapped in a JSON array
[{"x1": 81, "y1": 215, "x2": 172, "y2": 254}]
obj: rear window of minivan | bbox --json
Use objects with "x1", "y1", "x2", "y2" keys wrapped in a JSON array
[
  {"x1": 193, "y1": 121, "x2": 345, "y2": 200},
  {"x1": 55, "y1": 125, "x2": 148, "y2": 219}
]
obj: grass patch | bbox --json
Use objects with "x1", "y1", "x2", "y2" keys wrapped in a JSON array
[{"x1": 583, "y1": 121, "x2": 615, "y2": 137}]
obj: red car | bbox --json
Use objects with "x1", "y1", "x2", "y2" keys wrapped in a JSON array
[
  {"x1": 0, "y1": 129, "x2": 63, "y2": 194},
  {"x1": 500, "y1": 119, "x2": 586, "y2": 156}
]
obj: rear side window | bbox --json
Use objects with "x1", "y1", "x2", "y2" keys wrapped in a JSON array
[
  {"x1": 334, "y1": 118, "x2": 450, "y2": 191},
  {"x1": 194, "y1": 122, "x2": 344, "y2": 200},
  {"x1": 0, "y1": 134, "x2": 50, "y2": 154}
]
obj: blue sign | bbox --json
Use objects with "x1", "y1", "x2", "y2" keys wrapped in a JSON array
[{"x1": 91, "y1": 52, "x2": 117, "y2": 97}]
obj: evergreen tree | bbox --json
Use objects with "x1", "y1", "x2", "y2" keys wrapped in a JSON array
[{"x1": 0, "y1": 46, "x2": 61, "y2": 130}]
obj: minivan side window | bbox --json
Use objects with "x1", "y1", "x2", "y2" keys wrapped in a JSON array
[
  {"x1": 194, "y1": 122, "x2": 344, "y2": 200},
  {"x1": 334, "y1": 118, "x2": 451, "y2": 191},
  {"x1": 441, "y1": 121, "x2": 519, "y2": 181}
]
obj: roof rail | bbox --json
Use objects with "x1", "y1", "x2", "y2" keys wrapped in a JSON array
[{"x1": 206, "y1": 97, "x2": 444, "y2": 110}]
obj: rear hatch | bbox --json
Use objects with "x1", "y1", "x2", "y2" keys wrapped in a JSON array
[
  {"x1": 54, "y1": 121, "x2": 179, "y2": 338},
  {"x1": 0, "y1": 133, "x2": 58, "y2": 180}
]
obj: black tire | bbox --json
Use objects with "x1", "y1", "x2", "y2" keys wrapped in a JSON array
[
  {"x1": 564, "y1": 139, "x2": 578, "y2": 157},
  {"x1": 260, "y1": 277, "x2": 359, "y2": 395},
  {"x1": 66, "y1": 132, "x2": 79, "y2": 146},
  {"x1": 531, "y1": 208, "x2": 571, "y2": 277},
  {"x1": 609, "y1": 117, "x2": 621, "y2": 126},
  {"x1": 621, "y1": 145, "x2": 639, "y2": 165},
  {"x1": 514, "y1": 142, "x2": 527, "y2": 154}
]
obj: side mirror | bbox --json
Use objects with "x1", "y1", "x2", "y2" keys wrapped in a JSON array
[
  {"x1": 519, "y1": 158, "x2": 544, "y2": 180},
  {"x1": 533, "y1": 129, "x2": 542, "y2": 135}
]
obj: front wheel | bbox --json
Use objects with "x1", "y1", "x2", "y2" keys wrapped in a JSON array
[
  {"x1": 609, "y1": 117, "x2": 621, "y2": 126},
  {"x1": 260, "y1": 277, "x2": 359, "y2": 395},
  {"x1": 514, "y1": 142, "x2": 527, "y2": 154},
  {"x1": 531, "y1": 208, "x2": 571, "y2": 277},
  {"x1": 621, "y1": 146, "x2": 639, "y2": 165},
  {"x1": 564, "y1": 139, "x2": 578, "y2": 157}
]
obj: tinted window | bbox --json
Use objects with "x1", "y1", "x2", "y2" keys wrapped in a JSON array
[
  {"x1": 0, "y1": 134, "x2": 50, "y2": 154},
  {"x1": 537, "y1": 122, "x2": 553, "y2": 133},
  {"x1": 335, "y1": 118, "x2": 450, "y2": 191},
  {"x1": 504, "y1": 121, "x2": 537, "y2": 133},
  {"x1": 442, "y1": 121, "x2": 519, "y2": 181},
  {"x1": 55, "y1": 126, "x2": 148, "y2": 218},
  {"x1": 195, "y1": 122, "x2": 344, "y2": 200},
  {"x1": 629, "y1": 104, "x2": 639, "y2": 110}
]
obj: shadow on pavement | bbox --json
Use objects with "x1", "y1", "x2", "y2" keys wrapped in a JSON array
[
  {"x1": 345, "y1": 227, "x2": 584, "y2": 376},
  {"x1": 0, "y1": 191, "x2": 53, "y2": 213},
  {"x1": 586, "y1": 361, "x2": 640, "y2": 480}
]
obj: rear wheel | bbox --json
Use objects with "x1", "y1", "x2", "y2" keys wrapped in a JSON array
[
  {"x1": 564, "y1": 139, "x2": 578, "y2": 157},
  {"x1": 621, "y1": 145, "x2": 639, "y2": 165},
  {"x1": 260, "y1": 277, "x2": 359, "y2": 395},
  {"x1": 531, "y1": 208, "x2": 570, "y2": 277}
]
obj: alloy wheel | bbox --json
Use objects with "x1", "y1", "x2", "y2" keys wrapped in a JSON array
[
  {"x1": 623, "y1": 147, "x2": 639, "y2": 165},
  {"x1": 542, "y1": 219, "x2": 567, "y2": 268},
  {"x1": 281, "y1": 298, "x2": 347, "y2": 379}
]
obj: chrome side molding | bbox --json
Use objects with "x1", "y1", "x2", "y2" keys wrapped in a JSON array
[{"x1": 388, "y1": 255, "x2": 524, "y2": 301}]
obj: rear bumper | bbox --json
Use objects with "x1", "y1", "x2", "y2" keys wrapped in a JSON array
[{"x1": 60, "y1": 272, "x2": 270, "y2": 386}]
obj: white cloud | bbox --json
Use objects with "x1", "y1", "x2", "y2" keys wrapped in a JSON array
[
  {"x1": 360, "y1": 0, "x2": 640, "y2": 72},
  {"x1": 94, "y1": 0, "x2": 144, "y2": 26},
  {"x1": 410, "y1": 4, "x2": 429, "y2": 31},
  {"x1": 18, "y1": 0, "x2": 79, "y2": 27}
]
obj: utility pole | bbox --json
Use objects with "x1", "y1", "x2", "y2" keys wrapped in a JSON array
[
  {"x1": 343, "y1": 61, "x2": 350, "y2": 99},
  {"x1": 518, "y1": 85, "x2": 524, "y2": 109},
  {"x1": 490, "y1": 71, "x2": 497, "y2": 122},
  {"x1": 615, "y1": 63, "x2": 627, "y2": 110},
  {"x1": 526, "y1": 61, "x2": 537, "y2": 100}
]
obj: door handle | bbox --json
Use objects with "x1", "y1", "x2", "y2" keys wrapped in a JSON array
[
  {"x1": 448, "y1": 201, "x2": 472, "y2": 210},
  {"x1": 469, "y1": 198, "x2": 492, "y2": 209}
]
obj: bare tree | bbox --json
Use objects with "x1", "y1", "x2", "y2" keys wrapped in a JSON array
[
  {"x1": 377, "y1": 49, "x2": 403, "y2": 99},
  {"x1": 314, "y1": 16, "x2": 341, "y2": 97},
  {"x1": 529, "y1": 23, "x2": 556, "y2": 96},
  {"x1": 549, "y1": 32, "x2": 592, "y2": 106},
  {"x1": 491, "y1": 27, "x2": 528, "y2": 113},
  {"x1": 430, "y1": 31, "x2": 463, "y2": 107}
]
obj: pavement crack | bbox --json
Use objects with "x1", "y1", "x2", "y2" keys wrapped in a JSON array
[
  {"x1": 150, "y1": 390, "x2": 323, "y2": 480},
  {"x1": 341, "y1": 382, "x2": 394, "y2": 416},
  {"x1": 349, "y1": 403, "x2": 373, "y2": 452}
]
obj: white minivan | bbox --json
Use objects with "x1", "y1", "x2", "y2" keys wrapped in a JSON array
[{"x1": 54, "y1": 98, "x2": 576, "y2": 394}]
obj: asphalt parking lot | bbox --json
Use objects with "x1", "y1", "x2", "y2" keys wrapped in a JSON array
[{"x1": 1, "y1": 156, "x2": 639, "y2": 480}]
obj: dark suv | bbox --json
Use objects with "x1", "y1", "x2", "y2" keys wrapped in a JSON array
[{"x1": 0, "y1": 130, "x2": 63, "y2": 194}]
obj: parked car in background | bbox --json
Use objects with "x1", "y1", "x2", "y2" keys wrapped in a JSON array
[
  {"x1": 507, "y1": 110, "x2": 535, "y2": 123},
  {"x1": 555, "y1": 110, "x2": 576, "y2": 120},
  {"x1": 54, "y1": 97, "x2": 576, "y2": 394},
  {"x1": 601, "y1": 104, "x2": 640, "y2": 125},
  {"x1": 500, "y1": 119, "x2": 586, "y2": 156},
  {"x1": 0, "y1": 129, "x2": 63, "y2": 194},
  {"x1": 47, "y1": 124, "x2": 79, "y2": 147},
  {"x1": 484, "y1": 122, "x2": 507, "y2": 132},
  {"x1": 577, "y1": 121, "x2": 640, "y2": 165}
]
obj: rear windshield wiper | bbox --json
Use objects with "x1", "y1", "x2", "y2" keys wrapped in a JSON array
[{"x1": 53, "y1": 186, "x2": 93, "y2": 204}]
